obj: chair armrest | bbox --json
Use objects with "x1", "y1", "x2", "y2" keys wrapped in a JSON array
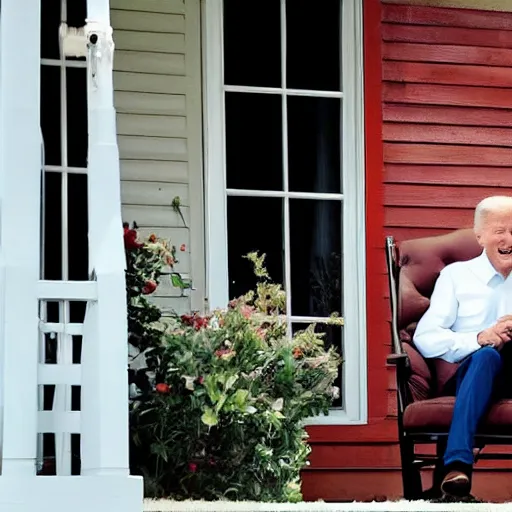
[{"x1": 387, "y1": 352, "x2": 409, "y2": 365}]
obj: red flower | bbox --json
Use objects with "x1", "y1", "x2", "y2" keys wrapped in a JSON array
[
  {"x1": 180, "y1": 244, "x2": 186, "y2": 252},
  {"x1": 155, "y1": 383, "x2": 170, "y2": 394},
  {"x1": 148, "y1": 233, "x2": 157, "y2": 243},
  {"x1": 197, "y1": 376, "x2": 204, "y2": 385},
  {"x1": 188, "y1": 462, "x2": 197, "y2": 472},
  {"x1": 142, "y1": 280, "x2": 157, "y2": 295},
  {"x1": 181, "y1": 313, "x2": 209, "y2": 331},
  {"x1": 123, "y1": 225, "x2": 143, "y2": 250}
]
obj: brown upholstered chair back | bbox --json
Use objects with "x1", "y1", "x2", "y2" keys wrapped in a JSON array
[{"x1": 396, "y1": 229, "x2": 483, "y2": 400}]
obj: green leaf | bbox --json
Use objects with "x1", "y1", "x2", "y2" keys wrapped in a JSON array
[
  {"x1": 201, "y1": 407, "x2": 218, "y2": 427},
  {"x1": 225, "y1": 374, "x2": 238, "y2": 391}
]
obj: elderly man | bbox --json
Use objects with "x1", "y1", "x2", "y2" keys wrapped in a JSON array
[{"x1": 414, "y1": 195, "x2": 512, "y2": 498}]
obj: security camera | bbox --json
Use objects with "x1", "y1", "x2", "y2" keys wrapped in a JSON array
[{"x1": 89, "y1": 33, "x2": 98, "y2": 45}]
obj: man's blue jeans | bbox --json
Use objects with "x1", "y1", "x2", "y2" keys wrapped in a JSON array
[{"x1": 444, "y1": 346, "x2": 506, "y2": 467}]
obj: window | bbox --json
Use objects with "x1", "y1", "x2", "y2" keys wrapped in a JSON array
[
  {"x1": 40, "y1": 0, "x2": 88, "y2": 473},
  {"x1": 203, "y1": 0, "x2": 366, "y2": 424}
]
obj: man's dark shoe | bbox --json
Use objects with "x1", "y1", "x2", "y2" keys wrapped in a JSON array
[{"x1": 441, "y1": 470, "x2": 471, "y2": 498}]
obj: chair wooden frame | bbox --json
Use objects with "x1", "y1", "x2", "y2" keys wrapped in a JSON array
[{"x1": 385, "y1": 235, "x2": 512, "y2": 500}]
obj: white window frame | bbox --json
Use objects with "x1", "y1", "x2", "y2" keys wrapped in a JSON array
[
  {"x1": 202, "y1": 0, "x2": 367, "y2": 425},
  {"x1": 40, "y1": 0, "x2": 89, "y2": 474}
]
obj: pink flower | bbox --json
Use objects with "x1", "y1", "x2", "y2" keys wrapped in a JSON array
[
  {"x1": 188, "y1": 462, "x2": 197, "y2": 472},
  {"x1": 215, "y1": 348, "x2": 235, "y2": 360},
  {"x1": 180, "y1": 244, "x2": 186, "y2": 252},
  {"x1": 240, "y1": 305, "x2": 254, "y2": 319},
  {"x1": 256, "y1": 328, "x2": 266, "y2": 340},
  {"x1": 197, "y1": 376, "x2": 205, "y2": 385}
]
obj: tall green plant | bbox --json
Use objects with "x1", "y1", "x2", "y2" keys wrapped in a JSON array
[{"x1": 126, "y1": 242, "x2": 343, "y2": 502}]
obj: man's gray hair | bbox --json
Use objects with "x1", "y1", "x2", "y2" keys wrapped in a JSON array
[{"x1": 474, "y1": 195, "x2": 512, "y2": 230}]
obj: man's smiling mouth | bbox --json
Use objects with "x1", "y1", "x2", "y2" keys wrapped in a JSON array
[{"x1": 498, "y1": 249, "x2": 512, "y2": 255}]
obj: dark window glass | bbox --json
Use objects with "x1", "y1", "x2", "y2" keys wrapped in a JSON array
[
  {"x1": 67, "y1": 68, "x2": 88, "y2": 168},
  {"x1": 41, "y1": 0, "x2": 61, "y2": 59},
  {"x1": 67, "y1": 0, "x2": 86, "y2": 29},
  {"x1": 41, "y1": 65, "x2": 61, "y2": 166},
  {"x1": 227, "y1": 196, "x2": 283, "y2": 300},
  {"x1": 43, "y1": 172, "x2": 62, "y2": 280},
  {"x1": 286, "y1": 0, "x2": 340, "y2": 91},
  {"x1": 225, "y1": 92, "x2": 283, "y2": 191},
  {"x1": 223, "y1": 0, "x2": 281, "y2": 87},
  {"x1": 290, "y1": 199, "x2": 342, "y2": 317},
  {"x1": 68, "y1": 174, "x2": 88, "y2": 280},
  {"x1": 66, "y1": 0, "x2": 87, "y2": 62},
  {"x1": 288, "y1": 96, "x2": 341, "y2": 193}
]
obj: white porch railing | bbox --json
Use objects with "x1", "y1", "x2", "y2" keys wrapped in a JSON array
[{"x1": 0, "y1": 0, "x2": 143, "y2": 508}]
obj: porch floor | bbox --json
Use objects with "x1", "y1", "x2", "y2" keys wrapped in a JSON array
[{"x1": 143, "y1": 500, "x2": 511, "y2": 511}]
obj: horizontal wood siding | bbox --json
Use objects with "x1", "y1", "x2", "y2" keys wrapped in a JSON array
[
  {"x1": 303, "y1": 2, "x2": 512, "y2": 502},
  {"x1": 112, "y1": 0, "x2": 204, "y2": 315},
  {"x1": 383, "y1": 3, "x2": 512, "y2": 243}
]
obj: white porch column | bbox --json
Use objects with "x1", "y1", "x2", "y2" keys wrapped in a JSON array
[
  {"x1": 0, "y1": 0, "x2": 41, "y2": 476},
  {"x1": 80, "y1": 0, "x2": 132, "y2": 477}
]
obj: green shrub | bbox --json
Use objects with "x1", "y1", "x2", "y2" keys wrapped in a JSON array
[{"x1": 124, "y1": 226, "x2": 342, "y2": 502}]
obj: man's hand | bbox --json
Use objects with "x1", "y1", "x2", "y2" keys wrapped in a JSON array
[{"x1": 478, "y1": 319, "x2": 512, "y2": 349}]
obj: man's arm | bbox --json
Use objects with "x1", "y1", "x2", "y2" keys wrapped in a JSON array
[{"x1": 413, "y1": 268, "x2": 481, "y2": 364}]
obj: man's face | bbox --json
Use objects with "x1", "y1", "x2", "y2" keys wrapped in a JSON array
[{"x1": 476, "y1": 210, "x2": 512, "y2": 275}]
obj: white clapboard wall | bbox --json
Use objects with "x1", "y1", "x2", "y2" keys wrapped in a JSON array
[{"x1": 111, "y1": 0, "x2": 204, "y2": 316}]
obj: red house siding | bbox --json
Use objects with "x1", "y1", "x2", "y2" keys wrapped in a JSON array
[
  {"x1": 383, "y1": 3, "x2": 512, "y2": 242},
  {"x1": 302, "y1": 1, "x2": 512, "y2": 502}
]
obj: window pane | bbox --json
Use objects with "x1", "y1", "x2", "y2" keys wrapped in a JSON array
[
  {"x1": 223, "y1": 0, "x2": 281, "y2": 87},
  {"x1": 227, "y1": 197, "x2": 283, "y2": 301},
  {"x1": 66, "y1": 68, "x2": 88, "y2": 168},
  {"x1": 225, "y1": 93, "x2": 283, "y2": 191},
  {"x1": 67, "y1": 174, "x2": 88, "y2": 280},
  {"x1": 291, "y1": 322, "x2": 342, "y2": 408},
  {"x1": 66, "y1": 0, "x2": 86, "y2": 34},
  {"x1": 66, "y1": 0, "x2": 87, "y2": 62},
  {"x1": 41, "y1": 0, "x2": 61, "y2": 59},
  {"x1": 288, "y1": 97, "x2": 341, "y2": 193},
  {"x1": 286, "y1": 0, "x2": 341, "y2": 91},
  {"x1": 290, "y1": 199, "x2": 342, "y2": 317},
  {"x1": 43, "y1": 172, "x2": 62, "y2": 280},
  {"x1": 41, "y1": 65, "x2": 61, "y2": 166}
]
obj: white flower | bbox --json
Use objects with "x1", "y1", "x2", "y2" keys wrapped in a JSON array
[
  {"x1": 129, "y1": 383, "x2": 141, "y2": 399},
  {"x1": 182, "y1": 375, "x2": 195, "y2": 391},
  {"x1": 271, "y1": 398, "x2": 284, "y2": 412},
  {"x1": 331, "y1": 386, "x2": 340, "y2": 400}
]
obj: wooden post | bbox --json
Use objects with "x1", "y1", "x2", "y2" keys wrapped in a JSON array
[
  {"x1": 80, "y1": 0, "x2": 130, "y2": 476},
  {"x1": 0, "y1": 0, "x2": 41, "y2": 477}
]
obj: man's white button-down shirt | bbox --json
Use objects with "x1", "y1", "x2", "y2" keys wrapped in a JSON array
[{"x1": 413, "y1": 250, "x2": 512, "y2": 364}]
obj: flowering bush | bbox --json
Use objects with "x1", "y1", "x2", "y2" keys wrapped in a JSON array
[{"x1": 127, "y1": 243, "x2": 343, "y2": 502}]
